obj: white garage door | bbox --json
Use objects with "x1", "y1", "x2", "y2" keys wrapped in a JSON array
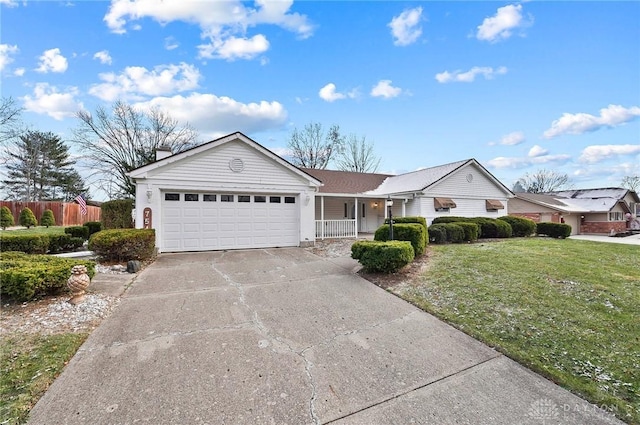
[{"x1": 162, "y1": 192, "x2": 299, "y2": 252}]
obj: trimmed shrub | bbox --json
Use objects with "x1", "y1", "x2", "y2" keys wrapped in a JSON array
[
  {"x1": 0, "y1": 251, "x2": 95, "y2": 301},
  {"x1": 495, "y1": 219, "x2": 513, "y2": 238},
  {"x1": 47, "y1": 234, "x2": 72, "y2": 253},
  {"x1": 101, "y1": 199, "x2": 134, "y2": 229},
  {"x1": 433, "y1": 216, "x2": 510, "y2": 239},
  {"x1": 1, "y1": 206, "x2": 15, "y2": 229},
  {"x1": 537, "y1": 222, "x2": 572, "y2": 239},
  {"x1": 351, "y1": 240, "x2": 414, "y2": 273},
  {"x1": 456, "y1": 222, "x2": 480, "y2": 242},
  {"x1": 374, "y1": 223, "x2": 427, "y2": 256},
  {"x1": 19, "y1": 207, "x2": 37, "y2": 228},
  {"x1": 428, "y1": 224, "x2": 447, "y2": 244},
  {"x1": 0, "y1": 234, "x2": 49, "y2": 254},
  {"x1": 442, "y1": 223, "x2": 465, "y2": 243},
  {"x1": 88, "y1": 228, "x2": 155, "y2": 262},
  {"x1": 40, "y1": 209, "x2": 56, "y2": 227},
  {"x1": 385, "y1": 216, "x2": 427, "y2": 231},
  {"x1": 84, "y1": 221, "x2": 102, "y2": 238},
  {"x1": 498, "y1": 216, "x2": 537, "y2": 237},
  {"x1": 65, "y1": 225, "x2": 90, "y2": 240}
]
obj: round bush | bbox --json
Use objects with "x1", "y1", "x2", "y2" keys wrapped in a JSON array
[
  {"x1": 19, "y1": 207, "x2": 37, "y2": 228},
  {"x1": 89, "y1": 228, "x2": 155, "y2": 262},
  {"x1": 351, "y1": 240, "x2": 414, "y2": 273},
  {"x1": 498, "y1": 216, "x2": 536, "y2": 237},
  {"x1": 428, "y1": 224, "x2": 447, "y2": 244},
  {"x1": 495, "y1": 220, "x2": 513, "y2": 238},
  {"x1": 456, "y1": 222, "x2": 480, "y2": 241},
  {"x1": 40, "y1": 209, "x2": 56, "y2": 227},
  {"x1": 1, "y1": 206, "x2": 15, "y2": 229}
]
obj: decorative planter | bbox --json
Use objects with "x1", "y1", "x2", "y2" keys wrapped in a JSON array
[{"x1": 68, "y1": 265, "x2": 91, "y2": 305}]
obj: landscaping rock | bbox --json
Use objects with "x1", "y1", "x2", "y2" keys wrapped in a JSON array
[{"x1": 127, "y1": 260, "x2": 141, "y2": 273}]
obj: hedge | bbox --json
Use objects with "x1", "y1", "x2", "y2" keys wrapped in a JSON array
[
  {"x1": 374, "y1": 223, "x2": 427, "y2": 256},
  {"x1": 0, "y1": 234, "x2": 50, "y2": 254},
  {"x1": 0, "y1": 251, "x2": 95, "y2": 301},
  {"x1": 428, "y1": 223, "x2": 469, "y2": 244},
  {"x1": 385, "y1": 216, "x2": 427, "y2": 231},
  {"x1": 84, "y1": 221, "x2": 102, "y2": 238},
  {"x1": 101, "y1": 199, "x2": 134, "y2": 229},
  {"x1": 498, "y1": 216, "x2": 536, "y2": 237},
  {"x1": 537, "y1": 222, "x2": 572, "y2": 239},
  {"x1": 65, "y1": 225, "x2": 90, "y2": 240},
  {"x1": 88, "y1": 228, "x2": 156, "y2": 262},
  {"x1": 351, "y1": 240, "x2": 414, "y2": 273},
  {"x1": 428, "y1": 224, "x2": 447, "y2": 244},
  {"x1": 432, "y1": 216, "x2": 512, "y2": 239},
  {"x1": 48, "y1": 234, "x2": 83, "y2": 253},
  {"x1": 456, "y1": 222, "x2": 480, "y2": 242}
]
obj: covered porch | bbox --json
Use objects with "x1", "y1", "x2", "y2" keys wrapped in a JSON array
[{"x1": 314, "y1": 195, "x2": 407, "y2": 239}]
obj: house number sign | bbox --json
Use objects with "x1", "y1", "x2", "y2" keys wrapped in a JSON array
[{"x1": 143, "y1": 207, "x2": 152, "y2": 229}]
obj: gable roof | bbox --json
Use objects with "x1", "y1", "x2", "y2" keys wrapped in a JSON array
[
  {"x1": 365, "y1": 159, "x2": 513, "y2": 197},
  {"x1": 548, "y1": 188, "x2": 639, "y2": 202},
  {"x1": 127, "y1": 132, "x2": 322, "y2": 187},
  {"x1": 300, "y1": 168, "x2": 391, "y2": 194}
]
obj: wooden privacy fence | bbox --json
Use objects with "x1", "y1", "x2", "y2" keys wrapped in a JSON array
[{"x1": 0, "y1": 201, "x2": 101, "y2": 226}]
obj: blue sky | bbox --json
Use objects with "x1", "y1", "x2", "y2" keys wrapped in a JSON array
[{"x1": 1, "y1": 0, "x2": 639, "y2": 200}]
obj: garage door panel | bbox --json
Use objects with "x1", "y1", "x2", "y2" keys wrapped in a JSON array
[{"x1": 162, "y1": 192, "x2": 299, "y2": 252}]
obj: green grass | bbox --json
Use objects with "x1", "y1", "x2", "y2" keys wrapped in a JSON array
[
  {"x1": 0, "y1": 226, "x2": 65, "y2": 236},
  {"x1": 393, "y1": 238, "x2": 639, "y2": 424},
  {"x1": 0, "y1": 333, "x2": 88, "y2": 425}
]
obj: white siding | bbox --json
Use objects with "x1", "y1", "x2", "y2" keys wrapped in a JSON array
[
  {"x1": 419, "y1": 197, "x2": 508, "y2": 225},
  {"x1": 428, "y1": 162, "x2": 509, "y2": 199},
  {"x1": 147, "y1": 140, "x2": 308, "y2": 189}
]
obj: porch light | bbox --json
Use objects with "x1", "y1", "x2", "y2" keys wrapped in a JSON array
[
  {"x1": 386, "y1": 196, "x2": 394, "y2": 240},
  {"x1": 146, "y1": 189, "x2": 153, "y2": 202}
]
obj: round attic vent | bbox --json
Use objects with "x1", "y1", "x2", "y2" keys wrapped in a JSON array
[
  {"x1": 229, "y1": 158, "x2": 245, "y2": 173},
  {"x1": 466, "y1": 173, "x2": 474, "y2": 183}
]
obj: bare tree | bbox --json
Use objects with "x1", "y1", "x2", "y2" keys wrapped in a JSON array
[
  {"x1": 516, "y1": 169, "x2": 572, "y2": 193},
  {"x1": 621, "y1": 176, "x2": 640, "y2": 193},
  {"x1": 334, "y1": 134, "x2": 381, "y2": 173},
  {"x1": 0, "y1": 97, "x2": 24, "y2": 144},
  {"x1": 287, "y1": 123, "x2": 343, "y2": 169},
  {"x1": 73, "y1": 101, "x2": 200, "y2": 198}
]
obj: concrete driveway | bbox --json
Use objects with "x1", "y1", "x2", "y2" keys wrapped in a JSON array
[{"x1": 29, "y1": 248, "x2": 623, "y2": 424}]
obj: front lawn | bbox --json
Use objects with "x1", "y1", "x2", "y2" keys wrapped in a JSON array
[
  {"x1": 0, "y1": 226, "x2": 65, "y2": 236},
  {"x1": 392, "y1": 238, "x2": 639, "y2": 424},
  {"x1": 0, "y1": 333, "x2": 88, "y2": 425}
]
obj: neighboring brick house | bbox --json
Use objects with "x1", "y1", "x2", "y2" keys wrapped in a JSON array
[{"x1": 509, "y1": 188, "x2": 640, "y2": 235}]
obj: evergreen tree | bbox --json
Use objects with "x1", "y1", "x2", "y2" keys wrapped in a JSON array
[
  {"x1": 3, "y1": 131, "x2": 87, "y2": 201},
  {"x1": 40, "y1": 209, "x2": 55, "y2": 227},
  {"x1": 19, "y1": 207, "x2": 37, "y2": 228},
  {"x1": 0, "y1": 206, "x2": 14, "y2": 229}
]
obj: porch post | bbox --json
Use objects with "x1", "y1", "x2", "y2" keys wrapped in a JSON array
[
  {"x1": 402, "y1": 199, "x2": 407, "y2": 217},
  {"x1": 354, "y1": 197, "x2": 358, "y2": 239},
  {"x1": 320, "y1": 196, "x2": 325, "y2": 240}
]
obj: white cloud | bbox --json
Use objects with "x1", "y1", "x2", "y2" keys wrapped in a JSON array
[
  {"x1": 104, "y1": 0, "x2": 313, "y2": 61},
  {"x1": 528, "y1": 145, "x2": 548, "y2": 157},
  {"x1": 435, "y1": 66, "x2": 507, "y2": 83},
  {"x1": 0, "y1": 0, "x2": 19, "y2": 7},
  {"x1": 476, "y1": 4, "x2": 529, "y2": 43},
  {"x1": 36, "y1": 48, "x2": 68, "y2": 73},
  {"x1": 198, "y1": 34, "x2": 269, "y2": 61},
  {"x1": 164, "y1": 36, "x2": 179, "y2": 50},
  {"x1": 388, "y1": 7, "x2": 423, "y2": 46},
  {"x1": 319, "y1": 83, "x2": 345, "y2": 102},
  {"x1": 578, "y1": 144, "x2": 640, "y2": 163},
  {"x1": 490, "y1": 131, "x2": 525, "y2": 146},
  {"x1": 14, "y1": 67, "x2": 25, "y2": 76},
  {"x1": 488, "y1": 153, "x2": 571, "y2": 169},
  {"x1": 133, "y1": 92, "x2": 287, "y2": 139},
  {"x1": 22, "y1": 83, "x2": 83, "y2": 120},
  {"x1": 543, "y1": 104, "x2": 640, "y2": 139},
  {"x1": 93, "y1": 50, "x2": 112, "y2": 65},
  {"x1": 0, "y1": 44, "x2": 19, "y2": 71},
  {"x1": 370, "y1": 80, "x2": 402, "y2": 99},
  {"x1": 89, "y1": 62, "x2": 201, "y2": 101}
]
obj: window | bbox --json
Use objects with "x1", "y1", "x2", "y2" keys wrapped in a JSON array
[
  {"x1": 434, "y1": 197, "x2": 456, "y2": 212},
  {"x1": 270, "y1": 196, "x2": 281, "y2": 203},
  {"x1": 203, "y1": 194, "x2": 216, "y2": 202},
  {"x1": 609, "y1": 211, "x2": 623, "y2": 221},
  {"x1": 284, "y1": 196, "x2": 295, "y2": 204},
  {"x1": 485, "y1": 199, "x2": 504, "y2": 212},
  {"x1": 185, "y1": 194, "x2": 199, "y2": 202},
  {"x1": 164, "y1": 193, "x2": 179, "y2": 201},
  {"x1": 254, "y1": 196, "x2": 266, "y2": 203},
  {"x1": 362, "y1": 203, "x2": 366, "y2": 218},
  {"x1": 344, "y1": 203, "x2": 348, "y2": 218},
  {"x1": 238, "y1": 195, "x2": 250, "y2": 203},
  {"x1": 221, "y1": 195, "x2": 234, "y2": 202}
]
